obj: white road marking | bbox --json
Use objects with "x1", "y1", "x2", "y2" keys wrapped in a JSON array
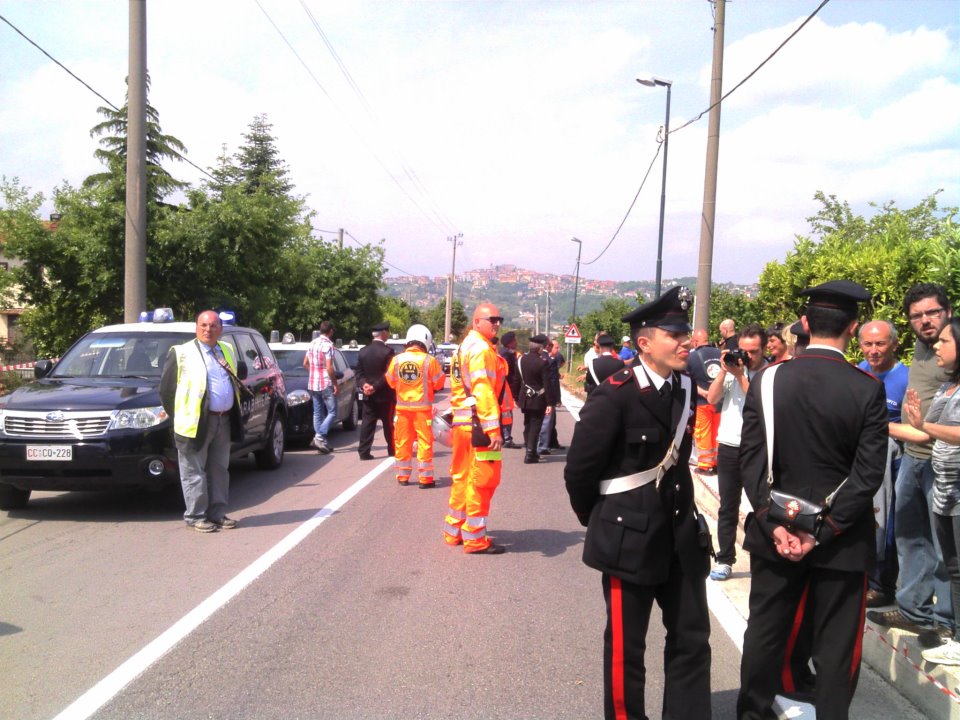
[{"x1": 52, "y1": 457, "x2": 395, "y2": 720}]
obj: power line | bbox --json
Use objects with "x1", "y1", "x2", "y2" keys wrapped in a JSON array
[
  {"x1": 255, "y1": 0, "x2": 458, "y2": 238},
  {"x1": 669, "y1": 0, "x2": 832, "y2": 137},
  {"x1": 342, "y1": 230, "x2": 419, "y2": 278},
  {"x1": 581, "y1": 141, "x2": 663, "y2": 266},
  {"x1": 0, "y1": 11, "x2": 217, "y2": 183}
]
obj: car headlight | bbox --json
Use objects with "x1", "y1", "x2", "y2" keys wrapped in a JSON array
[
  {"x1": 286, "y1": 389, "x2": 311, "y2": 407},
  {"x1": 109, "y1": 406, "x2": 169, "y2": 430}
]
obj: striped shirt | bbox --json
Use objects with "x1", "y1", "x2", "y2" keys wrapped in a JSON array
[
  {"x1": 306, "y1": 336, "x2": 334, "y2": 392},
  {"x1": 929, "y1": 383, "x2": 960, "y2": 516}
]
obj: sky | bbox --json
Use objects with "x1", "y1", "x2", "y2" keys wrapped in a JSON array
[{"x1": 1, "y1": 0, "x2": 958, "y2": 285}]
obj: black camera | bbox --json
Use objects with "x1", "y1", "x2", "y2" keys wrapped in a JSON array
[{"x1": 724, "y1": 349, "x2": 748, "y2": 367}]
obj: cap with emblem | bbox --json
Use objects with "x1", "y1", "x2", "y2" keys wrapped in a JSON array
[
  {"x1": 621, "y1": 285, "x2": 693, "y2": 334},
  {"x1": 800, "y1": 280, "x2": 871, "y2": 314},
  {"x1": 597, "y1": 333, "x2": 616, "y2": 347},
  {"x1": 501, "y1": 331, "x2": 516, "y2": 346},
  {"x1": 530, "y1": 333, "x2": 548, "y2": 345},
  {"x1": 372, "y1": 321, "x2": 391, "y2": 333},
  {"x1": 621, "y1": 336, "x2": 631, "y2": 344}
]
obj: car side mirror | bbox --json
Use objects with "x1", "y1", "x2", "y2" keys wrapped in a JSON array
[
  {"x1": 34, "y1": 359, "x2": 54, "y2": 378},
  {"x1": 335, "y1": 370, "x2": 344, "y2": 380},
  {"x1": 236, "y1": 361, "x2": 248, "y2": 380}
]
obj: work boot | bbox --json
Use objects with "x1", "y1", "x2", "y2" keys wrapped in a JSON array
[{"x1": 524, "y1": 452, "x2": 539, "y2": 464}]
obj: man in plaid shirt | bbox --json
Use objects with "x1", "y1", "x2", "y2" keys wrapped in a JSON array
[{"x1": 303, "y1": 320, "x2": 339, "y2": 454}]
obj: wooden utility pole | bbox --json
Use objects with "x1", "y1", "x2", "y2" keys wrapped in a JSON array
[
  {"x1": 124, "y1": 0, "x2": 147, "y2": 322},
  {"x1": 443, "y1": 233, "x2": 462, "y2": 342},
  {"x1": 694, "y1": 0, "x2": 726, "y2": 332}
]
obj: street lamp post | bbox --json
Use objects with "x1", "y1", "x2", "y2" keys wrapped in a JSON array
[
  {"x1": 444, "y1": 233, "x2": 463, "y2": 342},
  {"x1": 569, "y1": 237, "x2": 582, "y2": 373},
  {"x1": 637, "y1": 75, "x2": 672, "y2": 299}
]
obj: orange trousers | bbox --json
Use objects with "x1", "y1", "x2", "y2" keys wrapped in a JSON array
[
  {"x1": 393, "y1": 409, "x2": 435, "y2": 485},
  {"x1": 694, "y1": 404, "x2": 719, "y2": 470},
  {"x1": 443, "y1": 425, "x2": 502, "y2": 552}
]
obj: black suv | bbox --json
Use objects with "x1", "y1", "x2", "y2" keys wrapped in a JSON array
[{"x1": 0, "y1": 314, "x2": 287, "y2": 509}]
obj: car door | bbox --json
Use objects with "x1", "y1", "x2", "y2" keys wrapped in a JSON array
[
  {"x1": 226, "y1": 331, "x2": 269, "y2": 443},
  {"x1": 331, "y1": 348, "x2": 355, "y2": 421}
]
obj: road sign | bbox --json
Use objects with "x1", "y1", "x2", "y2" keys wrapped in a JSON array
[{"x1": 564, "y1": 323, "x2": 582, "y2": 344}]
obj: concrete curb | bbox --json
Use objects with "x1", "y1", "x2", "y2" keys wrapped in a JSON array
[{"x1": 692, "y1": 470, "x2": 960, "y2": 720}]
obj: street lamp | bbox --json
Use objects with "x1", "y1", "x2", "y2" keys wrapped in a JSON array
[
  {"x1": 637, "y1": 75, "x2": 672, "y2": 298},
  {"x1": 569, "y1": 237, "x2": 582, "y2": 373},
  {"x1": 444, "y1": 233, "x2": 463, "y2": 342}
]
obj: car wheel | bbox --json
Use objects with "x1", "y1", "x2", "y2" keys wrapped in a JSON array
[
  {"x1": 342, "y1": 398, "x2": 358, "y2": 431},
  {"x1": 0, "y1": 483, "x2": 31, "y2": 510},
  {"x1": 255, "y1": 415, "x2": 285, "y2": 470}
]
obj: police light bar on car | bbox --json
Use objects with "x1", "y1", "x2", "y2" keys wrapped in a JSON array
[
  {"x1": 138, "y1": 308, "x2": 175, "y2": 323},
  {"x1": 218, "y1": 310, "x2": 237, "y2": 326}
]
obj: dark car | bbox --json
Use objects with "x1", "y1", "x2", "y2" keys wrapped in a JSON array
[
  {"x1": 269, "y1": 340, "x2": 358, "y2": 442},
  {"x1": 0, "y1": 314, "x2": 287, "y2": 510}
]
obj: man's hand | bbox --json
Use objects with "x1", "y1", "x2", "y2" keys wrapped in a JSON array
[
  {"x1": 795, "y1": 530, "x2": 817, "y2": 558},
  {"x1": 332, "y1": 383, "x2": 339, "y2": 395},
  {"x1": 363, "y1": 383, "x2": 374, "y2": 396},
  {"x1": 546, "y1": 406, "x2": 554, "y2": 415},
  {"x1": 772, "y1": 526, "x2": 806, "y2": 561},
  {"x1": 488, "y1": 433, "x2": 503, "y2": 451}
]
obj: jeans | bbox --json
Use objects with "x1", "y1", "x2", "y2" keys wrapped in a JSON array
[
  {"x1": 537, "y1": 407, "x2": 555, "y2": 452},
  {"x1": 311, "y1": 386, "x2": 337, "y2": 440},
  {"x1": 934, "y1": 513, "x2": 960, "y2": 642},
  {"x1": 894, "y1": 453, "x2": 954, "y2": 628}
]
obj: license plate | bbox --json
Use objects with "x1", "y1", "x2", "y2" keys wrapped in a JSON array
[{"x1": 26, "y1": 445, "x2": 73, "y2": 461}]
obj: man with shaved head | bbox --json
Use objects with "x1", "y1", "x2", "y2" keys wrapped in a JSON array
[
  {"x1": 856, "y1": 319, "x2": 908, "y2": 607},
  {"x1": 443, "y1": 302, "x2": 508, "y2": 554}
]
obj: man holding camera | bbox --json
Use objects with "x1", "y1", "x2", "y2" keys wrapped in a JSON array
[{"x1": 705, "y1": 322, "x2": 768, "y2": 581}]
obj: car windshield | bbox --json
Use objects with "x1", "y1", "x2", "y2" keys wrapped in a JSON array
[
  {"x1": 272, "y1": 349, "x2": 308, "y2": 376},
  {"x1": 51, "y1": 331, "x2": 193, "y2": 378}
]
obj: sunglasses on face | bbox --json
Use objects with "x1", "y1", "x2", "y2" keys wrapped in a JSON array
[{"x1": 480, "y1": 316, "x2": 504, "y2": 324}]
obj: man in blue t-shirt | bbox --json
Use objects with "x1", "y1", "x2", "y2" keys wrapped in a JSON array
[
  {"x1": 618, "y1": 336, "x2": 637, "y2": 365},
  {"x1": 857, "y1": 319, "x2": 909, "y2": 607}
]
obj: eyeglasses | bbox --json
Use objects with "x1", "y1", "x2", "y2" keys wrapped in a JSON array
[
  {"x1": 480, "y1": 316, "x2": 504, "y2": 324},
  {"x1": 908, "y1": 308, "x2": 946, "y2": 322}
]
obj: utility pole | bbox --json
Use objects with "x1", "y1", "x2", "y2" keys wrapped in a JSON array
[
  {"x1": 535, "y1": 303, "x2": 540, "y2": 335},
  {"x1": 444, "y1": 233, "x2": 463, "y2": 342},
  {"x1": 338, "y1": 228, "x2": 344, "y2": 249},
  {"x1": 569, "y1": 237, "x2": 583, "y2": 373},
  {"x1": 545, "y1": 286, "x2": 551, "y2": 336},
  {"x1": 694, "y1": 0, "x2": 726, "y2": 331},
  {"x1": 123, "y1": 0, "x2": 147, "y2": 322}
]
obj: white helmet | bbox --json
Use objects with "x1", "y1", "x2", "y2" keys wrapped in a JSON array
[
  {"x1": 405, "y1": 323, "x2": 434, "y2": 351},
  {"x1": 432, "y1": 407, "x2": 453, "y2": 447}
]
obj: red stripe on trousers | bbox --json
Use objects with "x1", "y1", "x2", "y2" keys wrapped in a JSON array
[
  {"x1": 851, "y1": 574, "x2": 868, "y2": 686},
  {"x1": 781, "y1": 581, "x2": 811, "y2": 693},
  {"x1": 610, "y1": 576, "x2": 627, "y2": 720}
]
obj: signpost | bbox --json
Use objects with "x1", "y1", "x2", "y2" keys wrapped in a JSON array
[{"x1": 564, "y1": 323, "x2": 582, "y2": 373}]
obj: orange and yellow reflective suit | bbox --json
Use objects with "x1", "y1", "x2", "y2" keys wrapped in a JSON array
[
  {"x1": 385, "y1": 346, "x2": 445, "y2": 486},
  {"x1": 443, "y1": 329, "x2": 505, "y2": 552}
]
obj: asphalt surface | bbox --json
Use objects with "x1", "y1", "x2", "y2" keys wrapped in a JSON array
[{"x1": 0, "y1": 394, "x2": 923, "y2": 719}]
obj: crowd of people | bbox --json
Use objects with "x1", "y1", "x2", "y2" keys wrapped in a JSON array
[{"x1": 164, "y1": 279, "x2": 958, "y2": 719}]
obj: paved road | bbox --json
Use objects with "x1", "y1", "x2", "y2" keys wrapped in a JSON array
[{"x1": 0, "y1": 399, "x2": 923, "y2": 719}]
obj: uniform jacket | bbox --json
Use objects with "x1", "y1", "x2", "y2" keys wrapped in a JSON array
[
  {"x1": 584, "y1": 353, "x2": 626, "y2": 394},
  {"x1": 356, "y1": 340, "x2": 396, "y2": 403},
  {"x1": 739, "y1": 348, "x2": 888, "y2": 571},
  {"x1": 385, "y1": 347, "x2": 445, "y2": 411},
  {"x1": 517, "y1": 351, "x2": 556, "y2": 412},
  {"x1": 499, "y1": 345, "x2": 521, "y2": 402},
  {"x1": 160, "y1": 339, "x2": 243, "y2": 450},
  {"x1": 564, "y1": 366, "x2": 708, "y2": 585},
  {"x1": 450, "y1": 329, "x2": 505, "y2": 436}
]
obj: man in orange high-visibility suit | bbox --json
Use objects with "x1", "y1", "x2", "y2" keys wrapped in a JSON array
[
  {"x1": 443, "y1": 302, "x2": 507, "y2": 555},
  {"x1": 385, "y1": 324, "x2": 446, "y2": 488}
]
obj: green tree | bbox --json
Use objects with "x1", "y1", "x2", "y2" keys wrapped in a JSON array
[
  {"x1": 377, "y1": 296, "x2": 422, "y2": 341},
  {"x1": 756, "y1": 191, "x2": 958, "y2": 354},
  {"x1": 706, "y1": 287, "x2": 762, "y2": 342},
  {"x1": 578, "y1": 297, "x2": 634, "y2": 352},
  {"x1": 83, "y1": 80, "x2": 187, "y2": 202},
  {"x1": 271, "y1": 236, "x2": 386, "y2": 343},
  {"x1": 423, "y1": 298, "x2": 468, "y2": 342}
]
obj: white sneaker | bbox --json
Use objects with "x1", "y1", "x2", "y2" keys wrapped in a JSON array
[
  {"x1": 922, "y1": 638, "x2": 960, "y2": 666},
  {"x1": 709, "y1": 563, "x2": 732, "y2": 581}
]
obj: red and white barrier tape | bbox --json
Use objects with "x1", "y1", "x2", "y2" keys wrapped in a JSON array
[{"x1": 866, "y1": 624, "x2": 960, "y2": 703}]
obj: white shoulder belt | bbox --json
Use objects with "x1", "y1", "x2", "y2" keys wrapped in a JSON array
[{"x1": 599, "y1": 371, "x2": 692, "y2": 495}]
